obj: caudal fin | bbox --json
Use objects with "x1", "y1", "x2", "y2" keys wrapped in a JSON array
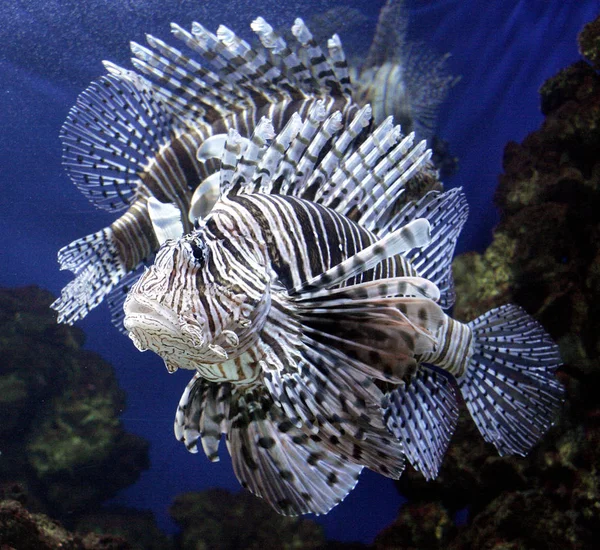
[{"x1": 458, "y1": 304, "x2": 564, "y2": 456}]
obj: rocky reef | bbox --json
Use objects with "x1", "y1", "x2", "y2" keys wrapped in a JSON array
[
  {"x1": 375, "y1": 14, "x2": 600, "y2": 550},
  {"x1": 0, "y1": 285, "x2": 166, "y2": 548},
  {"x1": 0, "y1": 497, "x2": 130, "y2": 550},
  {"x1": 0, "y1": 286, "x2": 149, "y2": 516},
  {"x1": 170, "y1": 489, "x2": 326, "y2": 550}
]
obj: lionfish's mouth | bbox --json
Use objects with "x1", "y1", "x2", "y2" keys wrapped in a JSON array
[{"x1": 123, "y1": 294, "x2": 205, "y2": 356}]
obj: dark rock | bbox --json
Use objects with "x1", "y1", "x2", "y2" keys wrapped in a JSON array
[
  {"x1": 579, "y1": 16, "x2": 600, "y2": 70},
  {"x1": 75, "y1": 508, "x2": 174, "y2": 550},
  {"x1": 0, "y1": 498, "x2": 131, "y2": 550},
  {"x1": 0, "y1": 285, "x2": 150, "y2": 519},
  {"x1": 373, "y1": 501, "x2": 456, "y2": 550},
  {"x1": 170, "y1": 488, "x2": 326, "y2": 550}
]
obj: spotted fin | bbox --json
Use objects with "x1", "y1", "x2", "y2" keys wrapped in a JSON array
[
  {"x1": 383, "y1": 365, "x2": 459, "y2": 480},
  {"x1": 175, "y1": 376, "x2": 363, "y2": 515},
  {"x1": 61, "y1": 73, "x2": 177, "y2": 212},
  {"x1": 52, "y1": 228, "x2": 127, "y2": 324},
  {"x1": 259, "y1": 305, "x2": 407, "y2": 480},
  {"x1": 278, "y1": 219, "x2": 444, "y2": 385},
  {"x1": 174, "y1": 374, "x2": 231, "y2": 460},
  {"x1": 294, "y1": 294, "x2": 443, "y2": 383},
  {"x1": 287, "y1": 273, "x2": 444, "y2": 384},
  {"x1": 257, "y1": 273, "x2": 445, "y2": 479},
  {"x1": 459, "y1": 305, "x2": 564, "y2": 456}
]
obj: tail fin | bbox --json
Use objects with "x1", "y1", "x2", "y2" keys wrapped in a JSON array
[{"x1": 458, "y1": 304, "x2": 564, "y2": 456}]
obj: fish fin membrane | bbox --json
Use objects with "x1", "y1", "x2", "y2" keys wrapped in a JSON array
[
  {"x1": 61, "y1": 74, "x2": 176, "y2": 212},
  {"x1": 380, "y1": 188, "x2": 469, "y2": 309},
  {"x1": 132, "y1": 16, "x2": 354, "y2": 127},
  {"x1": 383, "y1": 365, "x2": 459, "y2": 480},
  {"x1": 51, "y1": 228, "x2": 126, "y2": 324},
  {"x1": 260, "y1": 313, "x2": 407, "y2": 479},
  {"x1": 305, "y1": 109, "x2": 434, "y2": 228},
  {"x1": 286, "y1": 232, "x2": 444, "y2": 385},
  {"x1": 174, "y1": 373, "x2": 231, "y2": 460},
  {"x1": 459, "y1": 304, "x2": 564, "y2": 456},
  {"x1": 291, "y1": 285, "x2": 444, "y2": 383},
  {"x1": 174, "y1": 376, "x2": 363, "y2": 515}
]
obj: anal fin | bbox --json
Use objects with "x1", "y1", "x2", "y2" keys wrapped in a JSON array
[{"x1": 383, "y1": 365, "x2": 459, "y2": 480}]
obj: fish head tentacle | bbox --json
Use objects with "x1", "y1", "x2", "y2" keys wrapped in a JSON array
[{"x1": 123, "y1": 227, "x2": 272, "y2": 377}]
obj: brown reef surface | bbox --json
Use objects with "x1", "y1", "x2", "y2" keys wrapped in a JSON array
[
  {"x1": 0, "y1": 286, "x2": 150, "y2": 516},
  {"x1": 0, "y1": 285, "x2": 171, "y2": 549},
  {"x1": 374, "y1": 14, "x2": 600, "y2": 550},
  {"x1": 169, "y1": 488, "x2": 328, "y2": 550}
]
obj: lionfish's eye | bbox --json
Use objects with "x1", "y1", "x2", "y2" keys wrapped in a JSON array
[{"x1": 189, "y1": 239, "x2": 207, "y2": 264}]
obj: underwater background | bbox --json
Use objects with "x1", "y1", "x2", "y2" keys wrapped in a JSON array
[{"x1": 1, "y1": 0, "x2": 599, "y2": 547}]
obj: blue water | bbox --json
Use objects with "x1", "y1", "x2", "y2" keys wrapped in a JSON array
[{"x1": 0, "y1": 0, "x2": 597, "y2": 544}]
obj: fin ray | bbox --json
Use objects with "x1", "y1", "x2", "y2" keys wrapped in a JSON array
[
  {"x1": 383, "y1": 366, "x2": 459, "y2": 479},
  {"x1": 459, "y1": 305, "x2": 564, "y2": 456}
]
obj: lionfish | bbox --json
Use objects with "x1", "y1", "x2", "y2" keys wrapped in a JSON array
[
  {"x1": 123, "y1": 107, "x2": 563, "y2": 515},
  {"x1": 51, "y1": 11, "x2": 441, "y2": 330},
  {"x1": 52, "y1": 11, "x2": 563, "y2": 516}
]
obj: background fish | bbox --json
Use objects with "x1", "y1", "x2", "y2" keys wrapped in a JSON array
[
  {"x1": 352, "y1": 0, "x2": 460, "y2": 142},
  {"x1": 51, "y1": 11, "x2": 442, "y2": 332},
  {"x1": 123, "y1": 106, "x2": 563, "y2": 515}
]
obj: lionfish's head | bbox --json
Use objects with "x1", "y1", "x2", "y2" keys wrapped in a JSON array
[{"x1": 123, "y1": 230, "x2": 271, "y2": 375}]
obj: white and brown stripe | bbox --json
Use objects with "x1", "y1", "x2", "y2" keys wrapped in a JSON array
[{"x1": 419, "y1": 317, "x2": 473, "y2": 377}]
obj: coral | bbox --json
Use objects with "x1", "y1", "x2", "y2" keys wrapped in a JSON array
[
  {"x1": 0, "y1": 498, "x2": 131, "y2": 550},
  {"x1": 0, "y1": 285, "x2": 149, "y2": 518},
  {"x1": 373, "y1": 501, "x2": 456, "y2": 550},
  {"x1": 75, "y1": 508, "x2": 174, "y2": 550},
  {"x1": 379, "y1": 13, "x2": 600, "y2": 550},
  {"x1": 170, "y1": 488, "x2": 326, "y2": 550},
  {"x1": 578, "y1": 17, "x2": 600, "y2": 70}
]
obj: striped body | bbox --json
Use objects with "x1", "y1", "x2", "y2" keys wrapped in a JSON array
[
  {"x1": 124, "y1": 191, "x2": 470, "y2": 388},
  {"x1": 211, "y1": 193, "x2": 419, "y2": 290},
  {"x1": 419, "y1": 317, "x2": 473, "y2": 376},
  {"x1": 109, "y1": 95, "x2": 356, "y2": 275}
]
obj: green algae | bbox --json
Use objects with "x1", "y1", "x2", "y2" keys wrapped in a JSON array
[
  {"x1": 0, "y1": 373, "x2": 28, "y2": 404},
  {"x1": 27, "y1": 392, "x2": 120, "y2": 477}
]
